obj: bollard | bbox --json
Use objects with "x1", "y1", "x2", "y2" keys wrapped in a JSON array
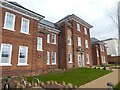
[{"x1": 107, "y1": 82, "x2": 114, "y2": 90}]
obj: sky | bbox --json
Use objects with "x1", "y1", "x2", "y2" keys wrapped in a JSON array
[{"x1": 8, "y1": 0, "x2": 119, "y2": 40}]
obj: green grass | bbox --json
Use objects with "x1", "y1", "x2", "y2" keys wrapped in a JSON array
[
  {"x1": 114, "y1": 82, "x2": 120, "y2": 90},
  {"x1": 27, "y1": 68, "x2": 112, "y2": 86}
]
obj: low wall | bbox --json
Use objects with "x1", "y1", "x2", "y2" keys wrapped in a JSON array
[{"x1": 107, "y1": 56, "x2": 120, "y2": 64}]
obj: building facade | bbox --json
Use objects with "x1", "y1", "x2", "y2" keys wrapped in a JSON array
[
  {"x1": 57, "y1": 14, "x2": 93, "y2": 69},
  {"x1": 91, "y1": 37, "x2": 108, "y2": 66},
  {"x1": 0, "y1": 0, "x2": 93, "y2": 76}
]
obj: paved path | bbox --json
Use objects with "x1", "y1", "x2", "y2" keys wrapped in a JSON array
[{"x1": 79, "y1": 69, "x2": 120, "y2": 88}]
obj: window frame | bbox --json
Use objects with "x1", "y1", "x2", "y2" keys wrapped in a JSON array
[
  {"x1": 0, "y1": 43, "x2": 12, "y2": 66},
  {"x1": 85, "y1": 39, "x2": 88, "y2": 48},
  {"x1": 52, "y1": 52, "x2": 56, "y2": 65},
  {"x1": 84, "y1": 27, "x2": 87, "y2": 35},
  {"x1": 20, "y1": 17, "x2": 30, "y2": 34},
  {"x1": 17, "y1": 46, "x2": 28, "y2": 66},
  {"x1": 68, "y1": 53, "x2": 72, "y2": 63},
  {"x1": 77, "y1": 23, "x2": 80, "y2": 31},
  {"x1": 47, "y1": 51, "x2": 50, "y2": 65},
  {"x1": 78, "y1": 37, "x2": 81, "y2": 46},
  {"x1": 4, "y1": 12, "x2": 16, "y2": 31},
  {"x1": 37, "y1": 37, "x2": 43, "y2": 51},
  {"x1": 68, "y1": 35, "x2": 72, "y2": 45},
  {"x1": 52, "y1": 33, "x2": 56, "y2": 44},
  {"x1": 47, "y1": 34, "x2": 50, "y2": 43},
  {"x1": 86, "y1": 54, "x2": 90, "y2": 64}
]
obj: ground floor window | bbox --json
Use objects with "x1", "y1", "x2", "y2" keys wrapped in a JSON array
[
  {"x1": 47, "y1": 51, "x2": 50, "y2": 65},
  {"x1": 0, "y1": 43, "x2": 12, "y2": 66},
  {"x1": 86, "y1": 54, "x2": 90, "y2": 64},
  {"x1": 17, "y1": 46, "x2": 28, "y2": 66},
  {"x1": 68, "y1": 53, "x2": 72, "y2": 63},
  {"x1": 52, "y1": 52, "x2": 56, "y2": 65}
]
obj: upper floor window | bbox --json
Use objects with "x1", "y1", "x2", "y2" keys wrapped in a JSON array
[
  {"x1": 78, "y1": 37, "x2": 81, "y2": 46},
  {"x1": 68, "y1": 53, "x2": 72, "y2": 63},
  {"x1": 4, "y1": 12, "x2": 15, "y2": 31},
  {"x1": 37, "y1": 37, "x2": 43, "y2": 51},
  {"x1": 18, "y1": 46, "x2": 28, "y2": 66},
  {"x1": 47, "y1": 34, "x2": 50, "y2": 43},
  {"x1": 47, "y1": 51, "x2": 50, "y2": 65},
  {"x1": 0, "y1": 44, "x2": 12, "y2": 66},
  {"x1": 77, "y1": 23, "x2": 80, "y2": 31},
  {"x1": 100, "y1": 45, "x2": 104, "y2": 52},
  {"x1": 97, "y1": 49, "x2": 99, "y2": 57},
  {"x1": 68, "y1": 35, "x2": 72, "y2": 45},
  {"x1": 52, "y1": 34, "x2": 56, "y2": 44},
  {"x1": 86, "y1": 54, "x2": 90, "y2": 64},
  {"x1": 52, "y1": 52, "x2": 56, "y2": 65},
  {"x1": 21, "y1": 18, "x2": 30, "y2": 34},
  {"x1": 85, "y1": 39, "x2": 88, "y2": 48},
  {"x1": 84, "y1": 27, "x2": 87, "y2": 34}
]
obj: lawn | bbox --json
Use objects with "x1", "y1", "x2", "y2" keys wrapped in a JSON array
[
  {"x1": 114, "y1": 82, "x2": 120, "y2": 90},
  {"x1": 27, "y1": 68, "x2": 112, "y2": 86}
]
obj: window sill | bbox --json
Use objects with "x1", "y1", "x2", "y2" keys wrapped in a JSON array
[
  {"x1": 3, "y1": 27, "x2": 15, "y2": 31},
  {"x1": 17, "y1": 64, "x2": 28, "y2": 66},
  {"x1": 68, "y1": 44, "x2": 71, "y2": 46},
  {"x1": 0, "y1": 64, "x2": 12, "y2": 66},
  {"x1": 52, "y1": 43, "x2": 57, "y2": 45},
  {"x1": 51, "y1": 63, "x2": 56, "y2": 65},
  {"x1": 68, "y1": 62, "x2": 73, "y2": 64},
  {"x1": 47, "y1": 64, "x2": 50, "y2": 65},
  {"x1": 87, "y1": 63, "x2": 90, "y2": 64},
  {"x1": 37, "y1": 49, "x2": 43, "y2": 51},
  {"x1": 20, "y1": 31, "x2": 30, "y2": 35}
]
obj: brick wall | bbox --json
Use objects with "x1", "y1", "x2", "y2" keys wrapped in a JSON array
[{"x1": 107, "y1": 56, "x2": 120, "y2": 64}]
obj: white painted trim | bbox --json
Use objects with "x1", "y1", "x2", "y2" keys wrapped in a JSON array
[
  {"x1": 51, "y1": 52, "x2": 56, "y2": 65},
  {"x1": 4, "y1": 12, "x2": 16, "y2": 31},
  {"x1": 18, "y1": 46, "x2": 28, "y2": 65},
  {"x1": 78, "y1": 37, "x2": 81, "y2": 46},
  {"x1": 20, "y1": 17, "x2": 30, "y2": 35},
  {"x1": 47, "y1": 34, "x2": 50, "y2": 43},
  {"x1": 0, "y1": 43, "x2": 12, "y2": 66},
  {"x1": 68, "y1": 35, "x2": 72, "y2": 45},
  {"x1": 47, "y1": 51, "x2": 50, "y2": 65},
  {"x1": 52, "y1": 33, "x2": 57, "y2": 44},
  {"x1": 1, "y1": 5, "x2": 39, "y2": 20},
  {"x1": 3, "y1": 27, "x2": 15, "y2": 31},
  {"x1": 37, "y1": 37, "x2": 43, "y2": 51},
  {"x1": 77, "y1": 23, "x2": 80, "y2": 31}
]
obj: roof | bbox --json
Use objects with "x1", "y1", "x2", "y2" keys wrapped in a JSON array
[
  {"x1": 40, "y1": 19, "x2": 56, "y2": 29},
  {"x1": 91, "y1": 37, "x2": 105, "y2": 45},
  {"x1": 4, "y1": 0, "x2": 45, "y2": 18},
  {"x1": 101, "y1": 38, "x2": 117, "y2": 42},
  {"x1": 56, "y1": 14, "x2": 93, "y2": 28}
]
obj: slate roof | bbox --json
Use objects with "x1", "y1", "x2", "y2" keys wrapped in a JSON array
[{"x1": 91, "y1": 37, "x2": 105, "y2": 45}]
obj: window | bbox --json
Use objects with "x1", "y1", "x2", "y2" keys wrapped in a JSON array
[
  {"x1": 47, "y1": 34, "x2": 50, "y2": 43},
  {"x1": 84, "y1": 27, "x2": 87, "y2": 34},
  {"x1": 4, "y1": 12, "x2": 15, "y2": 31},
  {"x1": 97, "y1": 49, "x2": 99, "y2": 57},
  {"x1": 102, "y1": 56, "x2": 106, "y2": 63},
  {"x1": 21, "y1": 17, "x2": 30, "y2": 34},
  {"x1": 85, "y1": 39, "x2": 88, "y2": 48},
  {"x1": 86, "y1": 54, "x2": 90, "y2": 64},
  {"x1": 52, "y1": 34, "x2": 56, "y2": 44},
  {"x1": 37, "y1": 37, "x2": 43, "y2": 51},
  {"x1": 52, "y1": 52, "x2": 56, "y2": 65},
  {"x1": 78, "y1": 37, "x2": 81, "y2": 46},
  {"x1": 18, "y1": 46, "x2": 28, "y2": 66},
  {"x1": 47, "y1": 51, "x2": 50, "y2": 65},
  {"x1": 68, "y1": 35, "x2": 72, "y2": 45},
  {"x1": 0, "y1": 44, "x2": 12, "y2": 66},
  {"x1": 77, "y1": 23, "x2": 80, "y2": 31},
  {"x1": 68, "y1": 53, "x2": 72, "y2": 63}
]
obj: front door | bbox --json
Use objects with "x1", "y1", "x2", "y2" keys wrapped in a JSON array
[{"x1": 78, "y1": 53, "x2": 84, "y2": 67}]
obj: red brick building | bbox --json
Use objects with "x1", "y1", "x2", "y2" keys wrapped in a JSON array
[
  {"x1": 56, "y1": 14, "x2": 93, "y2": 69},
  {"x1": 0, "y1": 0, "x2": 93, "y2": 76},
  {"x1": 91, "y1": 37, "x2": 108, "y2": 66}
]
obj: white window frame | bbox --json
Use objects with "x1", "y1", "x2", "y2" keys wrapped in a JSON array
[
  {"x1": 86, "y1": 54, "x2": 90, "y2": 64},
  {"x1": 47, "y1": 51, "x2": 50, "y2": 65},
  {"x1": 68, "y1": 53, "x2": 72, "y2": 63},
  {"x1": 0, "y1": 44, "x2": 12, "y2": 66},
  {"x1": 68, "y1": 35, "x2": 72, "y2": 45},
  {"x1": 37, "y1": 37, "x2": 43, "y2": 51},
  {"x1": 17, "y1": 46, "x2": 28, "y2": 66},
  {"x1": 20, "y1": 17, "x2": 30, "y2": 34},
  {"x1": 84, "y1": 27, "x2": 87, "y2": 35},
  {"x1": 47, "y1": 34, "x2": 50, "y2": 43},
  {"x1": 78, "y1": 37, "x2": 81, "y2": 46},
  {"x1": 4, "y1": 12, "x2": 16, "y2": 31},
  {"x1": 97, "y1": 49, "x2": 99, "y2": 57},
  {"x1": 77, "y1": 23, "x2": 80, "y2": 31},
  {"x1": 85, "y1": 39, "x2": 88, "y2": 48},
  {"x1": 52, "y1": 34, "x2": 56, "y2": 44},
  {"x1": 52, "y1": 52, "x2": 56, "y2": 65}
]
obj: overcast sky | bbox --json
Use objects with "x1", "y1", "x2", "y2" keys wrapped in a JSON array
[{"x1": 9, "y1": 0, "x2": 119, "y2": 40}]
